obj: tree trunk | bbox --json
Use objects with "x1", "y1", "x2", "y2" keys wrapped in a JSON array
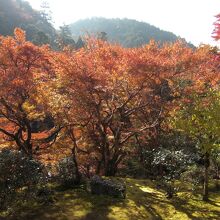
[
  {"x1": 104, "y1": 166, "x2": 117, "y2": 176},
  {"x1": 104, "y1": 151, "x2": 126, "y2": 176},
  {"x1": 104, "y1": 159, "x2": 118, "y2": 176},
  {"x1": 96, "y1": 160, "x2": 102, "y2": 175},
  {"x1": 203, "y1": 152, "x2": 209, "y2": 201},
  {"x1": 71, "y1": 147, "x2": 81, "y2": 184}
]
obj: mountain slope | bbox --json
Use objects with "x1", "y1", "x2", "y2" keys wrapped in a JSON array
[
  {"x1": 69, "y1": 17, "x2": 193, "y2": 48},
  {"x1": 0, "y1": 0, "x2": 56, "y2": 45}
]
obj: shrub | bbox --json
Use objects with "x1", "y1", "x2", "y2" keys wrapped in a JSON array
[
  {"x1": 57, "y1": 156, "x2": 81, "y2": 188},
  {"x1": 0, "y1": 148, "x2": 47, "y2": 209},
  {"x1": 90, "y1": 175, "x2": 126, "y2": 198},
  {"x1": 0, "y1": 149, "x2": 46, "y2": 189},
  {"x1": 181, "y1": 165, "x2": 204, "y2": 192},
  {"x1": 35, "y1": 186, "x2": 56, "y2": 205},
  {"x1": 153, "y1": 148, "x2": 194, "y2": 198}
]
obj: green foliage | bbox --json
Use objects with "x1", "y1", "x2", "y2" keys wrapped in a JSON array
[
  {"x1": 172, "y1": 90, "x2": 220, "y2": 154},
  {"x1": 211, "y1": 148, "x2": 220, "y2": 179},
  {"x1": 172, "y1": 90, "x2": 220, "y2": 200},
  {"x1": 181, "y1": 165, "x2": 204, "y2": 191}
]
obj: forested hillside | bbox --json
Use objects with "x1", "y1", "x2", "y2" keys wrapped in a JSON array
[
  {"x1": 69, "y1": 17, "x2": 194, "y2": 47},
  {"x1": 0, "y1": 0, "x2": 56, "y2": 45},
  {"x1": 0, "y1": 1, "x2": 194, "y2": 48}
]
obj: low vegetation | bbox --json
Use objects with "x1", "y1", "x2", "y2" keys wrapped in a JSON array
[{"x1": 0, "y1": 178, "x2": 220, "y2": 220}]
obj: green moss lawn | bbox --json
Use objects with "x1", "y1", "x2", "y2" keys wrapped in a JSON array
[{"x1": 1, "y1": 178, "x2": 220, "y2": 220}]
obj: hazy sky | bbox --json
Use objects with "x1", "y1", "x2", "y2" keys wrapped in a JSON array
[{"x1": 26, "y1": 0, "x2": 220, "y2": 46}]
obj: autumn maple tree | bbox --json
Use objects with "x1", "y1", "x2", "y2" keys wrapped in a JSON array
[
  {"x1": 0, "y1": 27, "x2": 218, "y2": 178},
  {"x1": 47, "y1": 39, "x2": 208, "y2": 176},
  {"x1": 0, "y1": 28, "x2": 59, "y2": 158}
]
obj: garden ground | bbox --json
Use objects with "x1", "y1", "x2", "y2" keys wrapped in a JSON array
[{"x1": 1, "y1": 178, "x2": 220, "y2": 220}]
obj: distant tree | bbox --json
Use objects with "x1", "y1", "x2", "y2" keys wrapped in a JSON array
[
  {"x1": 75, "y1": 36, "x2": 85, "y2": 49},
  {"x1": 213, "y1": 13, "x2": 220, "y2": 40},
  {"x1": 33, "y1": 31, "x2": 50, "y2": 45},
  {"x1": 40, "y1": 0, "x2": 52, "y2": 23},
  {"x1": 56, "y1": 25, "x2": 76, "y2": 49},
  {"x1": 98, "y1": 32, "x2": 107, "y2": 41}
]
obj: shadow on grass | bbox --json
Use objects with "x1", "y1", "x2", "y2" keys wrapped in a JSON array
[
  {"x1": 170, "y1": 195, "x2": 220, "y2": 220},
  {"x1": 1, "y1": 188, "x2": 122, "y2": 220},
  {"x1": 168, "y1": 181, "x2": 220, "y2": 220},
  {"x1": 2, "y1": 182, "x2": 163, "y2": 220},
  {"x1": 123, "y1": 179, "x2": 220, "y2": 220},
  {"x1": 1, "y1": 179, "x2": 220, "y2": 220}
]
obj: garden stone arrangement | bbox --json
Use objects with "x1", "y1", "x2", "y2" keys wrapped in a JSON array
[{"x1": 90, "y1": 175, "x2": 126, "y2": 198}]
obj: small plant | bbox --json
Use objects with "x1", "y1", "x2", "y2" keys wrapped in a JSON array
[
  {"x1": 181, "y1": 165, "x2": 204, "y2": 192},
  {"x1": 153, "y1": 148, "x2": 192, "y2": 198},
  {"x1": 57, "y1": 156, "x2": 81, "y2": 189}
]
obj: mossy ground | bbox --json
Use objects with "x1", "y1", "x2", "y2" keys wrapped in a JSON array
[{"x1": 1, "y1": 178, "x2": 220, "y2": 220}]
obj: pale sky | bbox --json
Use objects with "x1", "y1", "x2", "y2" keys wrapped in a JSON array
[{"x1": 26, "y1": 0, "x2": 220, "y2": 47}]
